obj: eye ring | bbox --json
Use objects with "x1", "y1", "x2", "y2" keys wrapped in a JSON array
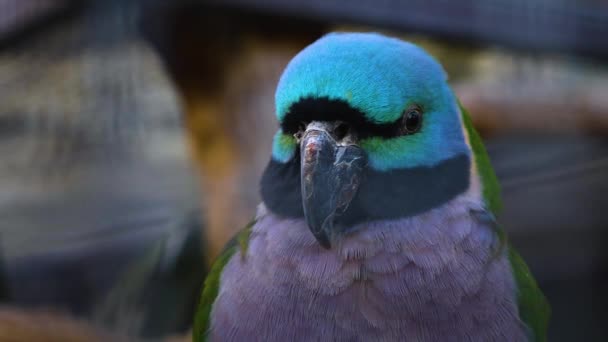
[{"x1": 401, "y1": 106, "x2": 423, "y2": 134}]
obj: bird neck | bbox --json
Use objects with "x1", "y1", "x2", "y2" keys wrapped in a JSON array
[{"x1": 260, "y1": 151, "x2": 472, "y2": 232}]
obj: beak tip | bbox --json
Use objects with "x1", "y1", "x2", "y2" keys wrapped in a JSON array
[
  {"x1": 317, "y1": 236, "x2": 332, "y2": 249},
  {"x1": 308, "y1": 223, "x2": 333, "y2": 249}
]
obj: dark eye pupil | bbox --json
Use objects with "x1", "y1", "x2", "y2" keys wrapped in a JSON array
[{"x1": 404, "y1": 110, "x2": 421, "y2": 132}]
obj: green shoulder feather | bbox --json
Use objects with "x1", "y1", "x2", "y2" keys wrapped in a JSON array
[
  {"x1": 193, "y1": 220, "x2": 255, "y2": 342},
  {"x1": 459, "y1": 103, "x2": 502, "y2": 215},
  {"x1": 460, "y1": 103, "x2": 550, "y2": 341},
  {"x1": 508, "y1": 247, "x2": 551, "y2": 341}
]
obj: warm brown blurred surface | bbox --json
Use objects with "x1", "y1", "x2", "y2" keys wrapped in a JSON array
[
  {"x1": 0, "y1": 306, "x2": 193, "y2": 341},
  {"x1": 0, "y1": 306, "x2": 123, "y2": 342},
  {"x1": 456, "y1": 60, "x2": 608, "y2": 135}
]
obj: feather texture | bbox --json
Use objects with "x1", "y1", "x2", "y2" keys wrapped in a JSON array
[
  {"x1": 206, "y1": 199, "x2": 529, "y2": 341},
  {"x1": 460, "y1": 103, "x2": 550, "y2": 341}
]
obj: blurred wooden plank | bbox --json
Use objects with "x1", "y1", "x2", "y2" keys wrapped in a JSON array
[
  {"x1": 457, "y1": 81, "x2": 608, "y2": 135},
  {"x1": 0, "y1": 2, "x2": 206, "y2": 337},
  {"x1": 0, "y1": 306, "x2": 124, "y2": 342},
  {"x1": 0, "y1": 305, "x2": 192, "y2": 341},
  {"x1": 0, "y1": 158, "x2": 202, "y2": 335}
]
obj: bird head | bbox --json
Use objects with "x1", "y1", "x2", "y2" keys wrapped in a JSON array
[{"x1": 261, "y1": 32, "x2": 473, "y2": 248}]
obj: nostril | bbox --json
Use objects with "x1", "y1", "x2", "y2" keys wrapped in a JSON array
[
  {"x1": 294, "y1": 122, "x2": 307, "y2": 142},
  {"x1": 334, "y1": 122, "x2": 350, "y2": 141},
  {"x1": 294, "y1": 131, "x2": 304, "y2": 141}
]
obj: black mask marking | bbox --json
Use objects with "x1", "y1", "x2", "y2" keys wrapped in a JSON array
[
  {"x1": 261, "y1": 153, "x2": 470, "y2": 230},
  {"x1": 281, "y1": 97, "x2": 407, "y2": 139}
]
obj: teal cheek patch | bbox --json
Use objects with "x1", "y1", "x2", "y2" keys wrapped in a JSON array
[
  {"x1": 271, "y1": 131, "x2": 297, "y2": 163},
  {"x1": 361, "y1": 135, "x2": 428, "y2": 171},
  {"x1": 360, "y1": 110, "x2": 469, "y2": 171}
]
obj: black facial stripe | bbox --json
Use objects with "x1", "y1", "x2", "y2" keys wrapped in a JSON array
[
  {"x1": 281, "y1": 97, "x2": 405, "y2": 139},
  {"x1": 260, "y1": 151, "x2": 303, "y2": 218},
  {"x1": 260, "y1": 153, "x2": 470, "y2": 228},
  {"x1": 343, "y1": 154, "x2": 470, "y2": 228}
]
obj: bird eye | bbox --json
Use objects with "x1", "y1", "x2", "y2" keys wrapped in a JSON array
[{"x1": 402, "y1": 106, "x2": 422, "y2": 134}]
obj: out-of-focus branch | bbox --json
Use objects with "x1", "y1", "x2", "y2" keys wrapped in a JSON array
[{"x1": 456, "y1": 81, "x2": 608, "y2": 136}]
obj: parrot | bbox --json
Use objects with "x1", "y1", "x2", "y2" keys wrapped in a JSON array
[{"x1": 193, "y1": 32, "x2": 550, "y2": 341}]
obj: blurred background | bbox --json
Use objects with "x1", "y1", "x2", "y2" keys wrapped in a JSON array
[{"x1": 0, "y1": 0, "x2": 607, "y2": 341}]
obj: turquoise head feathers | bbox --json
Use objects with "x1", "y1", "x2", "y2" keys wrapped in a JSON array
[
  {"x1": 272, "y1": 32, "x2": 469, "y2": 171},
  {"x1": 261, "y1": 32, "x2": 475, "y2": 231}
]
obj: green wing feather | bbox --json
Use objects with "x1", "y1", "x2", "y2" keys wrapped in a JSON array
[
  {"x1": 460, "y1": 103, "x2": 550, "y2": 341},
  {"x1": 508, "y1": 247, "x2": 551, "y2": 341},
  {"x1": 459, "y1": 103, "x2": 502, "y2": 215},
  {"x1": 193, "y1": 220, "x2": 255, "y2": 342}
]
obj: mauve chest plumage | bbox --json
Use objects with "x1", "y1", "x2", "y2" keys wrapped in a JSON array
[{"x1": 209, "y1": 199, "x2": 529, "y2": 341}]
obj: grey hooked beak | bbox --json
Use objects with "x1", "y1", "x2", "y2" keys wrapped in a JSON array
[{"x1": 298, "y1": 121, "x2": 366, "y2": 248}]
